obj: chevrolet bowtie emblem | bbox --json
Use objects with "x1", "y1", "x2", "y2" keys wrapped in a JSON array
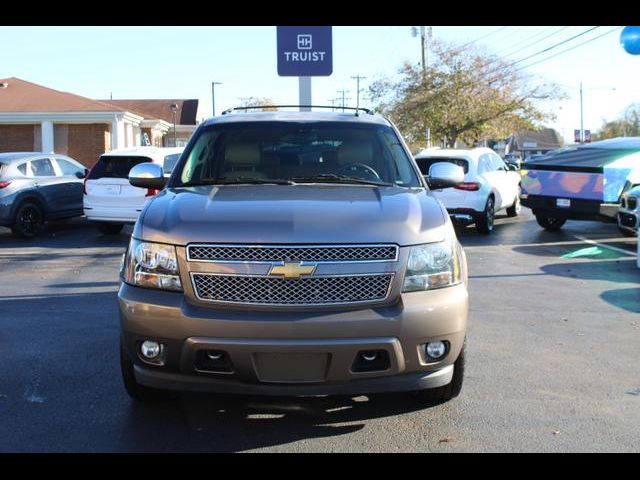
[{"x1": 269, "y1": 262, "x2": 317, "y2": 279}]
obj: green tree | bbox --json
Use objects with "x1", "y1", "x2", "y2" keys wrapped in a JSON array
[
  {"x1": 367, "y1": 39, "x2": 565, "y2": 152},
  {"x1": 594, "y1": 103, "x2": 640, "y2": 140}
]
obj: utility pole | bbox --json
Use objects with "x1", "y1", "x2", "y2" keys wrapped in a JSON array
[
  {"x1": 350, "y1": 75, "x2": 367, "y2": 110},
  {"x1": 328, "y1": 98, "x2": 337, "y2": 111},
  {"x1": 211, "y1": 81, "x2": 222, "y2": 117},
  {"x1": 336, "y1": 89, "x2": 350, "y2": 112},
  {"x1": 412, "y1": 26, "x2": 431, "y2": 83},
  {"x1": 579, "y1": 81, "x2": 584, "y2": 144}
]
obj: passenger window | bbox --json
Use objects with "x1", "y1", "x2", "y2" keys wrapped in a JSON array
[
  {"x1": 56, "y1": 158, "x2": 84, "y2": 176},
  {"x1": 477, "y1": 155, "x2": 491, "y2": 174},
  {"x1": 17, "y1": 163, "x2": 28, "y2": 175},
  {"x1": 30, "y1": 158, "x2": 56, "y2": 177},
  {"x1": 492, "y1": 154, "x2": 506, "y2": 171}
]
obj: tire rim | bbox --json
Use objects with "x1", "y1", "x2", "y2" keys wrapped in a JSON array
[
  {"x1": 19, "y1": 206, "x2": 42, "y2": 235},
  {"x1": 487, "y1": 199, "x2": 494, "y2": 230}
]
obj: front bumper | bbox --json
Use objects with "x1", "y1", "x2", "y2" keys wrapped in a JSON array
[{"x1": 119, "y1": 282, "x2": 468, "y2": 396}]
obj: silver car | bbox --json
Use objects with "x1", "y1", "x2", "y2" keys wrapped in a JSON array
[{"x1": 0, "y1": 152, "x2": 87, "y2": 237}]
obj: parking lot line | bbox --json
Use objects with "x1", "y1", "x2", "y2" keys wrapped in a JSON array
[{"x1": 574, "y1": 235, "x2": 637, "y2": 257}]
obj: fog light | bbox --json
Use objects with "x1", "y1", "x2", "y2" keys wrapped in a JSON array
[
  {"x1": 141, "y1": 341, "x2": 161, "y2": 359},
  {"x1": 425, "y1": 341, "x2": 446, "y2": 360}
]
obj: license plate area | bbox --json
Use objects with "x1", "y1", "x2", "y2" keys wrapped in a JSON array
[
  {"x1": 556, "y1": 198, "x2": 571, "y2": 207},
  {"x1": 253, "y1": 352, "x2": 330, "y2": 383},
  {"x1": 103, "y1": 185, "x2": 122, "y2": 195}
]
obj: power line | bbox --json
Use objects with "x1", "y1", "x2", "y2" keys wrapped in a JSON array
[
  {"x1": 515, "y1": 26, "x2": 623, "y2": 71},
  {"x1": 480, "y1": 26, "x2": 602, "y2": 83},
  {"x1": 496, "y1": 26, "x2": 569, "y2": 58},
  {"x1": 508, "y1": 26, "x2": 600, "y2": 67},
  {"x1": 459, "y1": 26, "x2": 509, "y2": 49}
]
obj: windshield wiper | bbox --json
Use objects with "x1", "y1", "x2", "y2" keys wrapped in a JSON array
[
  {"x1": 180, "y1": 177, "x2": 295, "y2": 186},
  {"x1": 216, "y1": 177, "x2": 296, "y2": 185},
  {"x1": 291, "y1": 174, "x2": 393, "y2": 186}
]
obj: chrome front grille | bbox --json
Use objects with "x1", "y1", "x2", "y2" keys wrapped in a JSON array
[
  {"x1": 191, "y1": 273, "x2": 394, "y2": 306},
  {"x1": 187, "y1": 244, "x2": 398, "y2": 263}
]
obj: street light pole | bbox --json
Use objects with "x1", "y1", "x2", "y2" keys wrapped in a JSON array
[
  {"x1": 170, "y1": 103, "x2": 178, "y2": 147},
  {"x1": 211, "y1": 82, "x2": 222, "y2": 117}
]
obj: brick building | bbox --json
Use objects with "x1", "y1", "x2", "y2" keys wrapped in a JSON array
[{"x1": 0, "y1": 77, "x2": 199, "y2": 167}]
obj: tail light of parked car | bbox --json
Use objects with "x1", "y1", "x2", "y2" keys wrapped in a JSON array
[
  {"x1": 0, "y1": 181, "x2": 11, "y2": 188},
  {"x1": 454, "y1": 182, "x2": 481, "y2": 191}
]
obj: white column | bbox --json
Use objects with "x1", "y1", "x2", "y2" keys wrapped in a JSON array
[
  {"x1": 111, "y1": 119, "x2": 118, "y2": 150},
  {"x1": 133, "y1": 127, "x2": 141, "y2": 147},
  {"x1": 41, "y1": 120, "x2": 54, "y2": 153},
  {"x1": 125, "y1": 123, "x2": 133, "y2": 148}
]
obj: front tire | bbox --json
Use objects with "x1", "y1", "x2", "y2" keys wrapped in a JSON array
[
  {"x1": 411, "y1": 340, "x2": 465, "y2": 404},
  {"x1": 476, "y1": 196, "x2": 495, "y2": 234},
  {"x1": 535, "y1": 213, "x2": 566, "y2": 231},
  {"x1": 120, "y1": 342, "x2": 175, "y2": 403},
  {"x1": 12, "y1": 202, "x2": 44, "y2": 238},
  {"x1": 96, "y1": 222, "x2": 124, "y2": 235}
]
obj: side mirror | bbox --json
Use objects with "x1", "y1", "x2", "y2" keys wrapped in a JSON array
[
  {"x1": 425, "y1": 162, "x2": 465, "y2": 189},
  {"x1": 129, "y1": 163, "x2": 166, "y2": 190},
  {"x1": 75, "y1": 169, "x2": 88, "y2": 179},
  {"x1": 507, "y1": 163, "x2": 519, "y2": 171}
]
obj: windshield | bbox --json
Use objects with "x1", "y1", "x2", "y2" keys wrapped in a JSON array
[{"x1": 174, "y1": 122, "x2": 421, "y2": 187}]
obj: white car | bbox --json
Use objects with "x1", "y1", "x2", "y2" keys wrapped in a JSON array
[
  {"x1": 414, "y1": 147, "x2": 521, "y2": 234},
  {"x1": 83, "y1": 146, "x2": 184, "y2": 234}
]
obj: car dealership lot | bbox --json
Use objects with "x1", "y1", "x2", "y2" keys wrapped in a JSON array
[{"x1": 0, "y1": 210, "x2": 638, "y2": 452}]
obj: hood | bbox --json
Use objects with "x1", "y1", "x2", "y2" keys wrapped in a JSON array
[{"x1": 135, "y1": 185, "x2": 448, "y2": 246}]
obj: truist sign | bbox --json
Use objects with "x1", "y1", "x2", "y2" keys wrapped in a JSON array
[{"x1": 277, "y1": 26, "x2": 333, "y2": 76}]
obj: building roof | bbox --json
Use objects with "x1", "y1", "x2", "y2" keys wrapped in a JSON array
[
  {"x1": 510, "y1": 128, "x2": 563, "y2": 150},
  {"x1": 0, "y1": 77, "x2": 127, "y2": 113},
  {"x1": 103, "y1": 99, "x2": 199, "y2": 125}
]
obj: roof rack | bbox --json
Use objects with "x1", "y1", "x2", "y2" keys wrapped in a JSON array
[{"x1": 221, "y1": 105, "x2": 374, "y2": 116}]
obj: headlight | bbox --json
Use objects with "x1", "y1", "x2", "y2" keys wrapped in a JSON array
[
  {"x1": 122, "y1": 239, "x2": 182, "y2": 292},
  {"x1": 402, "y1": 241, "x2": 462, "y2": 292}
]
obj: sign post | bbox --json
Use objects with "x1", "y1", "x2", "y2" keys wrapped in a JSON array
[{"x1": 277, "y1": 26, "x2": 333, "y2": 111}]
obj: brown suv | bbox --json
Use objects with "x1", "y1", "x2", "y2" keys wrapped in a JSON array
[{"x1": 118, "y1": 107, "x2": 469, "y2": 403}]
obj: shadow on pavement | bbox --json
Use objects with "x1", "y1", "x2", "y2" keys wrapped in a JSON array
[
  {"x1": 117, "y1": 391, "x2": 445, "y2": 452},
  {"x1": 0, "y1": 217, "x2": 132, "y2": 249}
]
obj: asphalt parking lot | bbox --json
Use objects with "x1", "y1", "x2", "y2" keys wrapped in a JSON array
[{"x1": 0, "y1": 209, "x2": 638, "y2": 452}]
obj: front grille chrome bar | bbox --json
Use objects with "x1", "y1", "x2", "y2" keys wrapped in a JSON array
[{"x1": 186, "y1": 244, "x2": 399, "y2": 263}]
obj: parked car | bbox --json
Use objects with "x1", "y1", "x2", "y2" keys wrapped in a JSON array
[
  {"x1": 0, "y1": 152, "x2": 87, "y2": 238},
  {"x1": 521, "y1": 137, "x2": 640, "y2": 231},
  {"x1": 83, "y1": 146, "x2": 184, "y2": 234},
  {"x1": 118, "y1": 108, "x2": 469, "y2": 404},
  {"x1": 618, "y1": 184, "x2": 639, "y2": 237},
  {"x1": 414, "y1": 147, "x2": 521, "y2": 234},
  {"x1": 503, "y1": 153, "x2": 523, "y2": 169}
]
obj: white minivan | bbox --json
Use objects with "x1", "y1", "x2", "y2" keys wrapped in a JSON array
[
  {"x1": 415, "y1": 147, "x2": 521, "y2": 234},
  {"x1": 83, "y1": 147, "x2": 184, "y2": 234}
]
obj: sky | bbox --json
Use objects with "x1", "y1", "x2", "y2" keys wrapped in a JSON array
[{"x1": 1, "y1": 26, "x2": 638, "y2": 145}]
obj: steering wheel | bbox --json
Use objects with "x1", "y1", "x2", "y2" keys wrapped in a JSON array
[{"x1": 337, "y1": 163, "x2": 381, "y2": 181}]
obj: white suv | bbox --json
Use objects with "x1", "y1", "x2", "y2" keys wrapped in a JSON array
[
  {"x1": 83, "y1": 146, "x2": 184, "y2": 234},
  {"x1": 414, "y1": 148, "x2": 521, "y2": 234}
]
